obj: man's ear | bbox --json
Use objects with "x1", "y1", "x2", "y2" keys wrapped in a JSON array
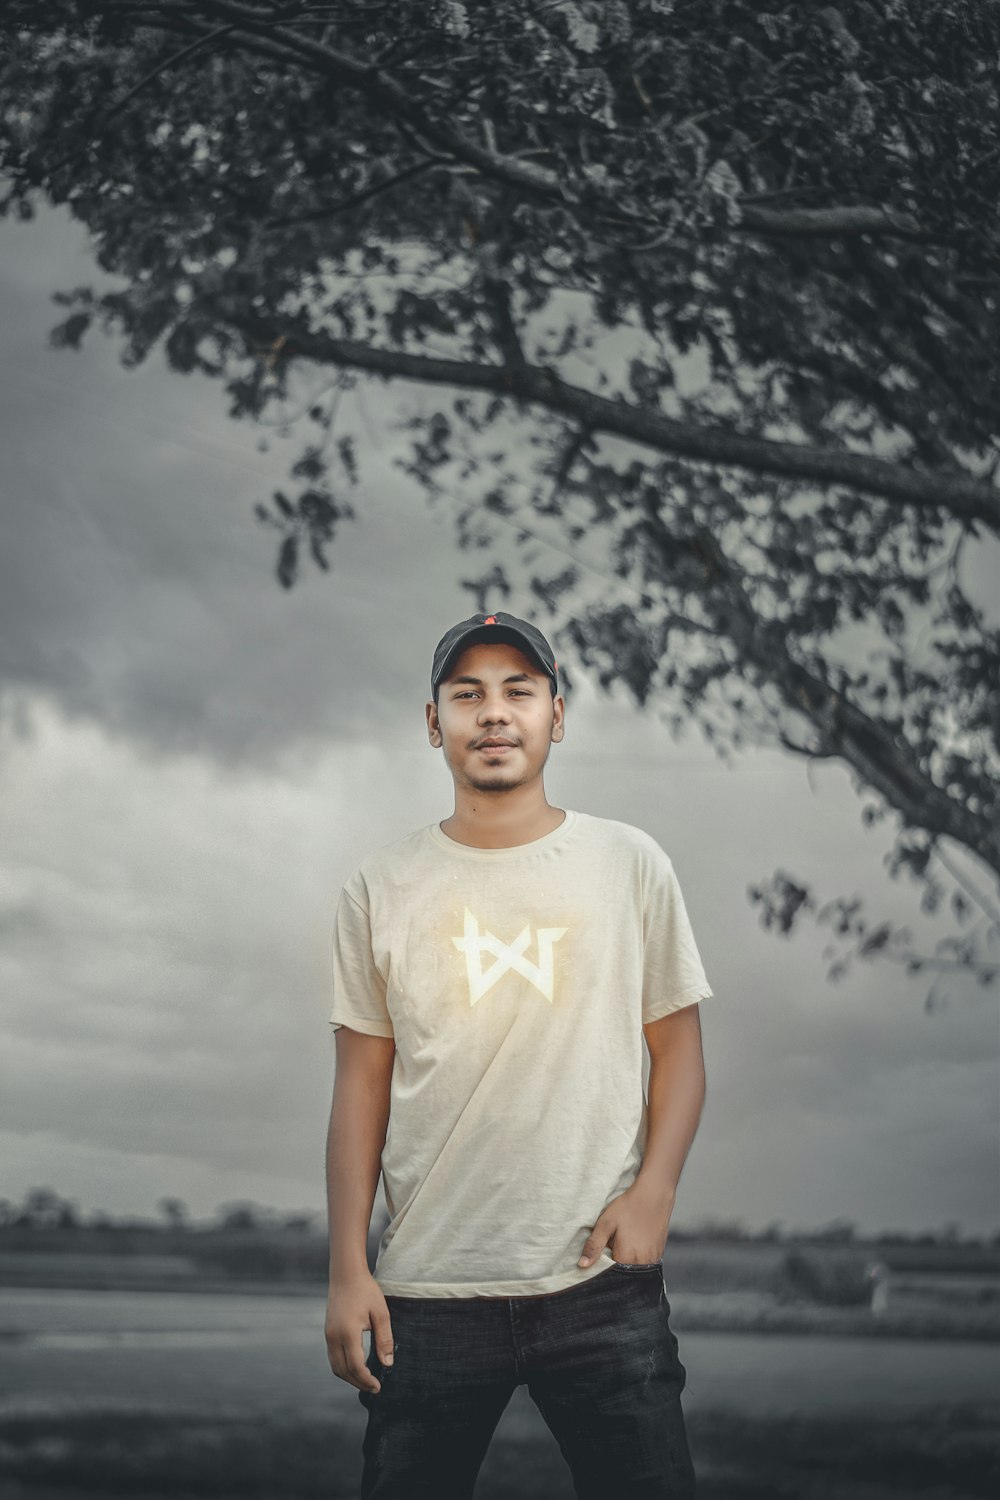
[
  {"x1": 426, "y1": 698, "x2": 443, "y2": 747},
  {"x1": 551, "y1": 694, "x2": 566, "y2": 743}
]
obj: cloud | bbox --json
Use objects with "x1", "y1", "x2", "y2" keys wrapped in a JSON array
[{"x1": 0, "y1": 205, "x2": 477, "y2": 770}]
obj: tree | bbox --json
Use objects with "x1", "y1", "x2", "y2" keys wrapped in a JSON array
[
  {"x1": 17, "y1": 1187, "x2": 80, "y2": 1229},
  {"x1": 217, "y1": 1200, "x2": 263, "y2": 1232},
  {"x1": 2, "y1": 0, "x2": 998, "y2": 1002},
  {"x1": 157, "y1": 1195, "x2": 190, "y2": 1230}
]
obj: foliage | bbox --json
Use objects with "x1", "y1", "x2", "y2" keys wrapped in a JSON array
[{"x1": 2, "y1": 0, "x2": 999, "y2": 997}]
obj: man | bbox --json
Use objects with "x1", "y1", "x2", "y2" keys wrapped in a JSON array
[{"x1": 325, "y1": 610, "x2": 712, "y2": 1498}]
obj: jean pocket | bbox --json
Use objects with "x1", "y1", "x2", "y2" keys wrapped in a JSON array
[{"x1": 610, "y1": 1260, "x2": 662, "y2": 1272}]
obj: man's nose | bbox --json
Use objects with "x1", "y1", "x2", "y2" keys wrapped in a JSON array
[{"x1": 478, "y1": 693, "x2": 512, "y2": 722}]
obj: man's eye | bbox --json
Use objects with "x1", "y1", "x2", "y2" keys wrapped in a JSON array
[{"x1": 454, "y1": 688, "x2": 530, "y2": 698}]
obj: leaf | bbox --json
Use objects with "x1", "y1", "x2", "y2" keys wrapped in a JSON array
[
  {"x1": 48, "y1": 310, "x2": 91, "y2": 349},
  {"x1": 337, "y1": 435, "x2": 358, "y2": 484},
  {"x1": 309, "y1": 533, "x2": 330, "y2": 572},
  {"x1": 277, "y1": 533, "x2": 298, "y2": 590},
  {"x1": 291, "y1": 445, "x2": 327, "y2": 482},
  {"x1": 556, "y1": 2, "x2": 600, "y2": 53},
  {"x1": 859, "y1": 923, "x2": 892, "y2": 957},
  {"x1": 437, "y1": 0, "x2": 470, "y2": 38},
  {"x1": 703, "y1": 159, "x2": 743, "y2": 224}
]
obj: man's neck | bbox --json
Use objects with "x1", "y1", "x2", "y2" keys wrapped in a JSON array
[{"x1": 439, "y1": 790, "x2": 566, "y2": 849}]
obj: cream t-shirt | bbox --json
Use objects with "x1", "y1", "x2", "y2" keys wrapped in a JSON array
[{"x1": 328, "y1": 809, "x2": 713, "y2": 1298}]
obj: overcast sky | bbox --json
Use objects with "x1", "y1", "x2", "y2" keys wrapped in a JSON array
[{"x1": 1, "y1": 203, "x2": 997, "y2": 1241}]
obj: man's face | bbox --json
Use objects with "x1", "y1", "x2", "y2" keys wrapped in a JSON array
[{"x1": 426, "y1": 641, "x2": 565, "y2": 794}]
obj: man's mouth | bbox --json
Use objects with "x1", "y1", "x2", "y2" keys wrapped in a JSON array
[{"x1": 476, "y1": 741, "x2": 517, "y2": 751}]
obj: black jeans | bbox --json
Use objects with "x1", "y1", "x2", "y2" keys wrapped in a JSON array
[{"x1": 357, "y1": 1261, "x2": 696, "y2": 1498}]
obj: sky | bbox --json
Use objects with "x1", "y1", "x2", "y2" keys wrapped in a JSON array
[{"x1": 1, "y1": 202, "x2": 997, "y2": 1242}]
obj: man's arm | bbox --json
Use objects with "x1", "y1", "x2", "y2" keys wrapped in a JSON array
[
  {"x1": 327, "y1": 1025, "x2": 394, "y2": 1276},
  {"x1": 325, "y1": 1026, "x2": 396, "y2": 1393},
  {"x1": 577, "y1": 1003, "x2": 706, "y2": 1267},
  {"x1": 636, "y1": 1002, "x2": 706, "y2": 1201}
]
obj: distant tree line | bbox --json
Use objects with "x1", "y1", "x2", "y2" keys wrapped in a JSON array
[
  {"x1": 0, "y1": 1186, "x2": 321, "y2": 1234},
  {"x1": 2, "y1": 1186, "x2": 996, "y2": 1247}
]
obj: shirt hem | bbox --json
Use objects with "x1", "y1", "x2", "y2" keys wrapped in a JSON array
[
  {"x1": 373, "y1": 1253, "x2": 619, "y2": 1299},
  {"x1": 329, "y1": 1012, "x2": 395, "y2": 1038},
  {"x1": 643, "y1": 983, "x2": 713, "y2": 1022}
]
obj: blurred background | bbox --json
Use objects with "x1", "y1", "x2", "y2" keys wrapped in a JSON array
[{"x1": 1, "y1": 3, "x2": 998, "y2": 1496}]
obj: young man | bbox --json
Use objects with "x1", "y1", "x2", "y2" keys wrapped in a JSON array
[{"x1": 325, "y1": 610, "x2": 713, "y2": 1499}]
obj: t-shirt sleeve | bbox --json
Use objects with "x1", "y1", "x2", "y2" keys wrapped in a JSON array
[
  {"x1": 329, "y1": 881, "x2": 395, "y2": 1039},
  {"x1": 641, "y1": 846, "x2": 714, "y2": 1023}
]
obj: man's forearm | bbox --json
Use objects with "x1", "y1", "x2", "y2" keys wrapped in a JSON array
[
  {"x1": 635, "y1": 1017, "x2": 706, "y2": 1201},
  {"x1": 326, "y1": 1035, "x2": 393, "y2": 1279}
]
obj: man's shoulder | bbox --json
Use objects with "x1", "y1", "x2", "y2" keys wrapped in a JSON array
[
  {"x1": 575, "y1": 810, "x2": 671, "y2": 865},
  {"x1": 340, "y1": 824, "x2": 434, "y2": 897},
  {"x1": 360, "y1": 822, "x2": 434, "y2": 869}
]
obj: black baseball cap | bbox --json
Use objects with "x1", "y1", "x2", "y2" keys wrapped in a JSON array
[{"x1": 431, "y1": 611, "x2": 559, "y2": 697}]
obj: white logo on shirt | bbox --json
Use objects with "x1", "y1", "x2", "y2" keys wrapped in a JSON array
[{"x1": 452, "y1": 907, "x2": 568, "y2": 1004}]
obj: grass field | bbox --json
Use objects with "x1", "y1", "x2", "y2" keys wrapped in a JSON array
[{"x1": 0, "y1": 1402, "x2": 997, "y2": 1499}]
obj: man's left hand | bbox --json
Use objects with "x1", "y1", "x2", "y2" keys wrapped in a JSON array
[{"x1": 578, "y1": 1178, "x2": 676, "y2": 1267}]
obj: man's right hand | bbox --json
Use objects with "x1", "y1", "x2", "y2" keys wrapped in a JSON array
[{"x1": 325, "y1": 1271, "x2": 394, "y2": 1393}]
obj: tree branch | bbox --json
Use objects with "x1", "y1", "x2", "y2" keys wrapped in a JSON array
[
  {"x1": 736, "y1": 204, "x2": 930, "y2": 242},
  {"x1": 262, "y1": 158, "x2": 441, "y2": 229},
  {"x1": 480, "y1": 275, "x2": 528, "y2": 370},
  {"x1": 226, "y1": 310, "x2": 1000, "y2": 535},
  {"x1": 640, "y1": 526, "x2": 1000, "y2": 879}
]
